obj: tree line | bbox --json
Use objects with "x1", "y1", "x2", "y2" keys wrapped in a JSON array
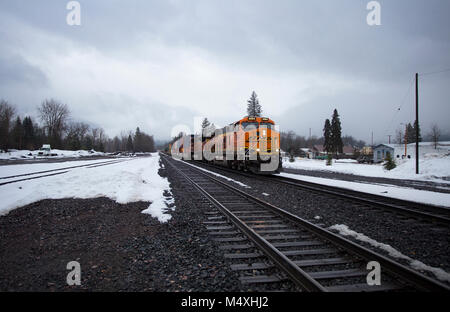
[
  {"x1": 395, "y1": 121, "x2": 421, "y2": 144},
  {"x1": 0, "y1": 99, "x2": 155, "y2": 153}
]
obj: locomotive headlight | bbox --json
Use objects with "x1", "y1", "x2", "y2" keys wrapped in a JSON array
[
  {"x1": 256, "y1": 148, "x2": 260, "y2": 152},
  {"x1": 276, "y1": 149, "x2": 279, "y2": 152}
]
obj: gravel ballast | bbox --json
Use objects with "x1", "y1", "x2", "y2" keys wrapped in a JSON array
[
  {"x1": 183, "y1": 160, "x2": 450, "y2": 283},
  {"x1": 0, "y1": 159, "x2": 246, "y2": 291}
]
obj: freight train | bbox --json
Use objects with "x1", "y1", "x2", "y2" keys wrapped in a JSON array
[{"x1": 170, "y1": 116, "x2": 282, "y2": 174}]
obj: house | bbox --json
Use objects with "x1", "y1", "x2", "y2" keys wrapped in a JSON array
[
  {"x1": 342, "y1": 145, "x2": 355, "y2": 157},
  {"x1": 373, "y1": 144, "x2": 395, "y2": 163},
  {"x1": 299, "y1": 148, "x2": 313, "y2": 159},
  {"x1": 312, "y1": 145, "x2": 355, "y2": 159},
  {"x1": 312, "y1": 145, "x2": 327, "y2": 159}
]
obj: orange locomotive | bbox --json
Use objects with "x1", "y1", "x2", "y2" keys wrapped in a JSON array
[{"x1": 172, "y1": 116, "x2": 282, "y2": 174}]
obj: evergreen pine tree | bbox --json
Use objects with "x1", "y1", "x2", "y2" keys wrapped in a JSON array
[
  {"x1": 23, "y1": 117, "x2": 35, "y2": 150},
  {"x1": 383, "y1": 153, "x2": 396, "y2": 170},
  {"x1": 134, "y1": 127, "x2": 143, "y2": 152},
  {"x1": 246, "y1": 91, "x2": 262, "y2": 117},
  {"x1": 404, "y1": 121, "x2": 422, "y2": 143},
  {"x1": 330, "y1": 109, "x2": 343, "y2": 156},
  {"x1": 12, "y1": 117, "x2": 24, "y2": 150},
  {"x1": 323, "y1": 119, "x2": 332, "y2": 153},
  {"x1": 126, "y1": 134, "x2": 134, "y2": 152},
  {"x1": 413, "y1": 120, "x2": 422, "y2": 143},
  {"x1": 406, "y1": 123, "x2": 414, "y2": 143},
  {"x1": 201, "y1": 118, "x2": 211, "y2": 129}
]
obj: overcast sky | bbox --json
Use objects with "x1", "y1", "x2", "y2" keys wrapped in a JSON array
[{"x1": 1, "y1": 0, "x2": 449, "y2": 143}]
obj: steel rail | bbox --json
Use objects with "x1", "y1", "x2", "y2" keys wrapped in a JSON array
[
  {"x1": 187, "y1": 159, "x2": 450, "y2": 226},
  {"x1": 0, "y1": 159, "x2": 125, "y2": 180},
  {"x1": 0, "y1": 159, "x2": 129, "y2": 186},
  {"x1": 164, "y1": 156, "x2": 325, "y2": 291},
  {"x1": 268, "y1": 175, "x2": 450, "y2": 225},
  {"x1": 162, "y1": 154, "x2": 450, "y2": 292}
]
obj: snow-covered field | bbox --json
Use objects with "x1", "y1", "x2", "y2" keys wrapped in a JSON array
[
  {"x1": 0, "y1": 149, "x2": 107, "y2": 160},
  {"x1": 283, "y1": 142, "x2": 450, "y2": 182},
  {"x1": 0, "y1": 158, "x2": 123, "y2": 178},
  {"x1": 279, "y1": 172, "x2": 450, "y2": 207},
  {"x1": 0, "y1": 153, "x2": 174, "y2": 222}
]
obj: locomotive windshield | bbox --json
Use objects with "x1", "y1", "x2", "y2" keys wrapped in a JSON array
[
  {"x1": 260, "y1": 122, "x2": 274, "y2": 129},
  {"x1": 241, "y1": 122, "x2": 259, "y2": 129}
]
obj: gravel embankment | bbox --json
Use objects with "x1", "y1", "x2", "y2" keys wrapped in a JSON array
[
  {"x1": 0, "y1": 159, "x2": 247, "y2": 291},
  {"x1": 183, "y1": 161, "x2": 450, "y2": 282}
]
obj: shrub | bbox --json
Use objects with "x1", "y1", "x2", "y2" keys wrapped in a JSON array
[
  {"x1": 383, "y1": 153, "x2": 396, "y2": 170},
  {"x1": 289, "y1": 154, "x2": 295, "y2": 162}
]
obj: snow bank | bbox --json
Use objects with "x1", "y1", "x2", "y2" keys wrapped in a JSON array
[
  {"x1": 279, "y1": 172, "x2": 450, "y2": 207},
  {"x1": 0, "y1": 154, "x2": 174, "y2": 223},
  {"x1": 0, "y1": 158, "x2": 120, "y2": 178},
  {"x1": 283, "y1": 155, "x2": 450, "y2": 182},
  {"x1": 329, "y1": 224, "x2": 450, "y2": 283},
  {"x1": 283, "y1": 142, "x2": 450, "y2": 183},
  {"x1": 0, "y1": 149, "x2": 107, "y2": 160}
]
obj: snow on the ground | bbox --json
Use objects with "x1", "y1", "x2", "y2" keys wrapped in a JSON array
[
  {"x1": 0, "y1": 153, "x2": 174, "y2": 223},
  {"x1": 0, "y1": 158, "x2": 122, "y2": 178},
  {"x1": 279, "y1": 172, "x2": 450, "y2": 207},
  {"x1": 283, "y1": 142, "x2": 450, "y2": 183},
  {"x1": 0, "y1": 149, "x2": 108, "y2": 160},
  {"x1": 329, "y1": 224, "x2": 450, "y2": 283},
  {"x1": 173, "y1": 158, "x2": 251, "y2": 188}
]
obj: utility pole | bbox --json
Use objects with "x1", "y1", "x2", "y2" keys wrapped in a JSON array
[
  {"x1": 404, "y1": 124, "x2": 408, "y2": 157},
  {"x1": 387, "y1": 135, "x2": 391, "y2": 144},
  {"x1": 371, "y1": 131, "x2": 373, "y2": 147},
  {"x1": 415, "y1": 73, "x2": 419, "y2": 174}
]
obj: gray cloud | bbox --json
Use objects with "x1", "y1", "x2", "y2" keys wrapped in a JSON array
[{"x1": 0, "y1": 0, "x2": 449, "y2": 142}]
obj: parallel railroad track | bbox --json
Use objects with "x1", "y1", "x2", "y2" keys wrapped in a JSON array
[
  {"x1": 0, "y1": 158, "x2": 130, "y2": 186},
  {"x1": 190, "y1": 160, "x2": 450, "y2": 226},
  {"x1": 161, "y1": 154, "x2": 449, "y2": 292}
]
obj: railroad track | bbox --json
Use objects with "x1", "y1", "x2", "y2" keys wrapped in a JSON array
[
  {"x1": 0, "y1": 158, "x2": 130, "y2": 186},
  {"x1": 189, "y1": 160, "x2": 450, "y2": 226},
  {"x1": 161, "y1": 154, "x2": 449, "y2": 292}
]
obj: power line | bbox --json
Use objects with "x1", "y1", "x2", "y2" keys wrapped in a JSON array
[
  {"x1": 384, "y1": 77, "x2": 415, "y2": 137},
  {"x1": 419, "y1": 68, "x2": 450, "y2": 76}
]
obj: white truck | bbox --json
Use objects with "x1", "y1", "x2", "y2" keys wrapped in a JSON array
[{"x1": 38, "y1": 144, "x2": 51, "y2": 156}]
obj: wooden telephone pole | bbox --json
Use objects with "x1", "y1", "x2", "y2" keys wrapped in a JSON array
[{"x1": 415, "y1": 73, "x2": 419, "y2": 174}]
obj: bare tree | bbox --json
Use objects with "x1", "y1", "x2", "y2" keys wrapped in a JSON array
[
  {"x1": 38, "y1": 99, "x2": 70, "y2": 148},
  {"x1": 0, "y1": 100, "x2": 16, "y2": 151},
  {"x1": 65, "y1": 122, "x2": 90, "y2": 150},
  {"x1": 430, "y1": 124, "x2": 441, "y2": 149}
]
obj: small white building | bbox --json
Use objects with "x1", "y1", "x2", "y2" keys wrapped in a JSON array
[{"x1": 373, "y1": 144, "x2": 395, "y2": 163}]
